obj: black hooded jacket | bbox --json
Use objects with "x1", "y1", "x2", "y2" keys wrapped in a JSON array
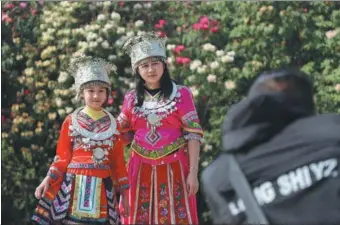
[{"x1": 201, "y1": 93, "x2": 340, "y2": 224}]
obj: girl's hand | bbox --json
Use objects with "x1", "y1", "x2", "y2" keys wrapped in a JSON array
[
  {"x1": 35, "y1": 176, "x2": 50, "y2": 199},
  {"x1": 186, "y1": 170, "x2": 199, "y2": 196},
  {"x1": 121, "y1": 191, "x2": 130, "y2": 217}
]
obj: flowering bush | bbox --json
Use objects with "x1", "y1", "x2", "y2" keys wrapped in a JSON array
[{"x1": 2, "y1": 1, "x2": 340, "y2": 224}]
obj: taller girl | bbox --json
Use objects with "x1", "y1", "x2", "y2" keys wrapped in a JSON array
[{"x1": 118, "y1": 32, "x2": 203, "y2": 224}]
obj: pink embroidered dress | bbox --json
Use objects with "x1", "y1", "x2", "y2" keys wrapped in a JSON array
[{"x1": 118, "y1": 82, "x2": 203, "y2": 224}]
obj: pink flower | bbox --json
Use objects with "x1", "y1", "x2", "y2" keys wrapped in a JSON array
[
  {"x1": 2, "y1": 12, "x2": 8, "y2": 22},
  {"x1": 154, "y1": 19, "x2": 166, "y2": 29},
  {"x1": 2, "y1": 115, "x2": 6, "y2": 122},
  {"x1": 158, "y1": 19, "x2": 166, "y2": 26},
  {"x1": 173, "y1": 45, "x2": 185, "y2": 54},
  {"x1": 156, "y1": 31, "x2": 167, "y2": 37},
  {"x1": 176, "y1": 56, "x2": 191, "y2": 65},
  {"x1": 3, "y1": 16, "x2": 13, "y2": 23},
  {"x1": 176, "y1": 57, "x2": 184, "y2": 64},
  {"x1": 20, "y1": 2, "x2": 27, "y2": 9},
  {"x1": 200, "y1": 23, "x2": 209, "y2": 30},
  {"x1": 24, "y1": 89, "x2": 30, "y2": 95},
  {"x1": 107, "y1": 97, "x2": 114, "y2": 105},
  {"x1": 154, "y1": 23, "x2": 163, "y2": 29},
  {"x1": 4, "y1": 3, "x2": 15, "y2": 10},
  {"x1": 199, "y1": 16, "x2": 210, "y2": 25},
  {"x1": 193, "y1": 16, "x2": 219, "y2": 32},
  {"x1": 211, "y1": 26, "x2": 219, "y2": 33},
  {"x1": 30, "y1": 8, "x2": 38, "y2": 16},
  {"x1": 193, "y1": 23, "x2": 201, "y2": 30},
  {"x1": 181, "y1": 57, "x2": 190, "y2": 65}
]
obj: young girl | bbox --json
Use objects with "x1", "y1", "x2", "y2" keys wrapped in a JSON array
[
  {"x1": 118, "y1": 32, "x2": 203, "y2": 224},
  {"x1": 32, "y1": 56, "x2": 129, "y2": 225}
]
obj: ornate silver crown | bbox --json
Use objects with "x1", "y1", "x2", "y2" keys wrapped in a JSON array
[
  {"x1": 68, "y1": 56, "x2": 117, "y2": 92},
  {"x1": 122, "y1": 32, "x2": 167, "y2": 69}
]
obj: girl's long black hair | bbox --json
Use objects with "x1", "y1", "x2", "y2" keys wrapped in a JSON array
[{"x1": 135, "y1": 63, "x2": 173, "y2": 107}]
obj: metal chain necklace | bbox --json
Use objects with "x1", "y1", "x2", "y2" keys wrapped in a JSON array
[
  {"x1": 71, "y1": 107, "x2": 119, "y2": 140},
  {"x1": 133, "y1": 82, "x2": 180, "y2": 133},
  {"x1": 71, "y1": 107, "x2": 119, "y2": 165}
]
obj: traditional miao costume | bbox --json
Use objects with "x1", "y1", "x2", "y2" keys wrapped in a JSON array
[
  {"x1": 118, "y1": 32, "x2": 203, "y2": 224},
  {"x1": 32, "y1": 57, "x2": 129, "y2": 225}
]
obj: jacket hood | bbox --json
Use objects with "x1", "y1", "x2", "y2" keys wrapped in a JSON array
[{"x1": 221, "y1": 92, "x2": 314, "y2": 153}]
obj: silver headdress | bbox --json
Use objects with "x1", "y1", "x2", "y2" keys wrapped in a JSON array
[
  {"x1": 122, "y1": 32, "x2": 167, "y2": 69},
  {"x1": 68, "y1": 56, "x2": 117, "y2": 99}
]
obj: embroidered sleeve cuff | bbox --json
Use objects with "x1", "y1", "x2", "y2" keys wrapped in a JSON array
[
  {"x1": 47, "y1": 167, "x2": 62, "y2": 180},
  {"x1": 118, "y1": 177, "x2": 128, "y2": 182},
  {"x1": 184, "y1": 132, "x2": 204, "y2": 144},
  {"x1": 117, "y1": 113, "x2": 131, "y2": 132},
  {"x1": 120, "y1": 183, "x2": 130, "y2": 189}
]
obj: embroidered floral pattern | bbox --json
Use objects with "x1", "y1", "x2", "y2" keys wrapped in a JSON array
[
  {"x1": 174, "y1": 180, "x2": 187, "y2": 221},
  {"x1": 159, "y1": 183, "x2": 169, "y2": 224},
  {"x1": 84, "y1": 176, "x2": 92, "y2": 207},
  {"x1": 136, "y1": 183, "x2": 150, "y2": 224},
  {"x1": 181, "y1": 110, "x2": 199, "y2": 123}
]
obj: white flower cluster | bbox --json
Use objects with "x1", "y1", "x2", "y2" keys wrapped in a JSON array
[
  {"x1": 117, "y1": 27, "x2": 126, "y2": 34},
  {"x1": 24, "y1": 68, "x2": 34, "y2": 76},
  {"x1": 207, "y1": 74, "x2": 217, "y2": 83},
  {"x1": 134, "y1": 20, "x2": 144, "y2": 28},
  {"x1": 167, "y1": 44, "x2": 176, "y2": 51},
  {"x1": 202, "y1": 43, "x2": 217, "y2": 52},
  {"x1": 197, "y1": 65, "x2": 208, "y2": 74},
  {"x1": 97, "y1": 14, "x2": 106, "y2": 21},
  {"x1": 111, "y1": 12, "x2": 121, "y2": 21},
  {"x1": 86, "y1": 32, "x2": 98, "y2": 41},
  {"x1": 57, "y1": 72, "x2": 69, "y2": 83},
  {"x1": 224, "y1": 80, "x2": 236, "y2": 90},
  {"x1": 101, "y1": 40, "x2": 110, "y2": 49},
  {"x1": 187, "y1": 75, "x2": 195, "y2": 83},
  {"x1": 35, "y1": 90, "x2": 48, "y2": 101},
  {"x1": 167, "y1": 57, "x2": 174, "y2": 65},
  {"x1": 220, "y1": 51, "x2": 235, "y2": 63},
  {"x1": 126, "y1": 31, "x2": 135, "y2": 37},
  {"x1": 41, "y1": 46, "x2": 57, "y2": 60},
  {"x1": 133, "y1": 3, "x2": 143, "y2": 9},
  {"x1": 189, "y1": 60, "x2": 202, "y2": 71},
  {"x1": 209, "y1": 61, "x2": 220, "y2": 70},
  {"x1": 189, "y1": 86, "x2": 199, "y2": 97}
]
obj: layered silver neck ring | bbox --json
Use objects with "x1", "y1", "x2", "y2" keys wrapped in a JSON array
[{"x1": 71, "y1": 107, "x2": 119, "y2": 141}]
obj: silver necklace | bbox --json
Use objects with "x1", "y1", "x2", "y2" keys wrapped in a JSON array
[
  {"x1": 134, "y1": 82, "x2": 180, "y2": 133},
  {"x1": 71, "y1": 107, "x2": 119, "y2": 141}
]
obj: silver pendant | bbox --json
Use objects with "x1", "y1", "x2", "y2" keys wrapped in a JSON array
[
  {"x1": 147, "y1": 113, "x2": 160, "y2": 125},
  {"x1": 93, "y1": 147, "x2": 105, "y2": 160},
  {"x1": 92, "y1": 147, "x2": 109, "y2": 164}
]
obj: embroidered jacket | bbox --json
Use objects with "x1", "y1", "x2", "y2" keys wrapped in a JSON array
[
  {"x1": 47, "y1": 111, "x2": 129, "y2": 189},
  {"x1": 117, "y1": 83, "x2": 203, "y2": 159}
]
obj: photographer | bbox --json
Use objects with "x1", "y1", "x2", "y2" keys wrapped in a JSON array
[{"x1": 202, "y1": 68, "x2": 340, "y2": 224}]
